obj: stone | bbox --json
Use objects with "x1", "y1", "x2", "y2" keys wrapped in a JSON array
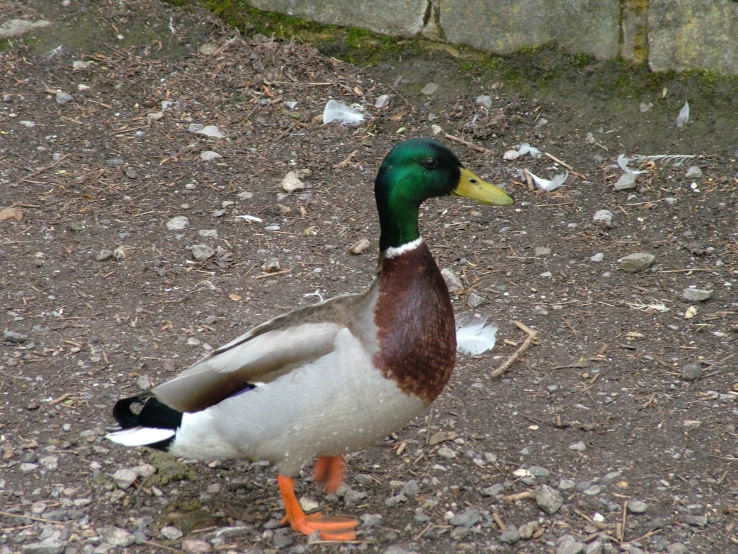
[
  {"x1": 583, "y1": 485, "x2": 601, "y2": 496},
  {"x1": 592, "y1": 209, "x2": 613, "y2": 227},
  {"x1": 437, "y1": 445, "x2": 456, "y2": 459},
  {"x1": 534, "y1": 246, "x2": 552, "y2": 256},
  {"x1": 22, "y1": 537, "x2": 66, "y2": 554},
  {"x1": 681, "y1": 364, "x2": 702, "y2": 381},
  {"x1": 682, "y1": 288, "x2": 712, "y2": 302},
  {"x1": 475, "y1": 95, "x2": 493, "y2": 109},
  {"x1": 585, "y1": 541, "x2": 604, "y2": 554},
  {"x1": 344, "y1": 488, "x2": 368, "y2": 504},
  {"x1": 441, "y1": 268, "x2": 464, "y2": 293},
  {"x1": 685, "y1": 166, "x2": 702, "y2": 178},
  {"x1": 614, "y1": 173, "x2": 637, "y2": 191},
  {"x1": 684, "y1": 514, "x2": 708, "y2": 527},
  {"x1": 666, "y1": 543, "x2": 689, "y2": 554},
  {"x1": 4, "y1": 330, "x2": 28, "y2": 343},
  {"x1": 649, "y1": 1, "x2": 738, "y2": 75},
  {"x1": 467, "y1": 292, "x2": 485, "y2": 308},
  {"x1": 449, "y1": 507, "x2": 481, "y2": 527},
  {"x1": 439, "y1": 1, "x2": 618, "y2": 60},
  {"x1": 39, "y1": 455, "x2": 58, "y2": 470},
  {"x1": 480, "y1": 483, "x2": 505, "y2": 497},
  {"x1": 247, "y1": 0, "x2": 428, "y2": 37},
  {"x1": 96, "y1": 249, "x2": 114, "y2": 261},
  {"x1": 281, "y1": 171, "x2": 305, "y2": 192},
  {"x1": 262, "y1": 258, "x2": 281, "y2": 272},
  {"x1": 0, "y1": 19, "x2": 52, "y2": 40},
  {"x1": 166, "y1": 216, "x2": 189, "y2": 230},
  {"x1": 619, "y1": 252, "x2": 655, "y2": 273},
  {"x1": 628, "y1": 500, "x2": 648, "y2": 513},
  {"x1": 0, "y1": 206, "x2": 23, "y2": 222},
  {"x1": 55, "y1": 92, "x2": 73, "y2": 105},
  {"x1": 400, "y1": 479, "x2": 420, "y2": 497},
  {"x1": 99, "y1": 527, "x2": 135, "y2": 548},
  {"x1": 181, "y1": 539, "x2": 212, "y2": 553},
  {"x1": 385, "y1": 493, "x2": 407, "y2": 507},
  {"x1": 499, "y1": 526, "x2": 521, "y2": 543},
  {"x1": 190, "y1": 244, "x2": 215, "y2": 262},
  {"x1": 272, "y1": 528, "x2": 293, "y2": 549},
  {"x1": 558, "y1": 479, "x2": 576, "y2": 490},
  {"x1": 421, "y1": 83, "x2": 439, "y2": 95},
  {"x1": 536, "y1": 484, "x2": 563, "y2": 515},
  {"x1": 528, "y1": 465, "x2": 551, "y2": 478},
  {"x1": 590, "y1": 252, "x2": 604, "y2": 262},
  {"x1": 160, "y1": 526, "x2": 183, "y2": 540},
  {"x1": 349, "y1": 238, "x2": 371, "y2": 255},
  {"x1": 518, "y1": 521, "x2": 538, "y2": 539},
  {"x1": 112, "y1": 468, "x2": 138, "y2": 489},
  {"x1": 569, "y1": 441, "x2": 587, "y2": 451},
  {"x1": 199, "y1": 229, "x2": 218, "y2": 238},
  {"x1": 556, "y1": 535, "x2": 585, "y2": 554}
]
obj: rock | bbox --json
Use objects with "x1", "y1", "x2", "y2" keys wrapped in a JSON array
[
  {"x1": 467, "y1": 292, "x2": 485, "y2": 308},
  {"x1": 592, "y1": 209, "x2": 613, "y2": 227},
  {"x1": 181, "y1": 539, "x2": 212, "y2": 554},
  {"x1": 437, "y1": 446, "x2": 456, "y2": 459},
  {"x1": 281, "y1": 171, "x2": 305, "y2": 192},
  {"x1": 449, "y1": 507, "x2": 481, "y2": 527},
  {"x1": 499, "y1": 527, "x2": 521, "y2": 543},
  {"x1": 375, "y1": 94, "x2": 391, "y2": 109},
  {"x1": 480, "y1": 483, "x2": 505, "y2": 498},
  {"x1": 556, "y1": 535, "x2": 585, "y2": 554},
  {"x1": 400, "y1": 479, "x2": 420, "y2": 497},
  {"x1": 22, "y1": 537, "x2": 66, "y2": 554},
  {"x1": 602, "y1": 471, "x2": 622, "y2": 483},
  {"x1": 528, "y1": 465, "x2": 550, "y2": 478},
  {"x1": 112, "y1": 468, "x2": 138, "y2": 489},
  {"x1": 421, "y1": 83, "x2": 438, "y2": 95},
  {"x1": 0, "y1": 206, "x2": 23, "y2": 222},
  {"x1": 99, "y1": 527, "x2": 135, "y2": 548},
  {"x1": 441, "y1": 268, "x2": 464, "y2": 293},
  {"x1": 4, "y1": 330, "x2": 28, "y2": 343},
  {"x1": 614, "y1": 173, "x2": 637, "y2": 191},
  {"x1": 272, "y1": 528, "x2": 293, "y2": 549},
  {"x1": 685, "y1": 166, "x2": 702, "y2": 178},
  {"x1": 55, "y1": 92, "x2": 73, "y2": 105},
  {"x1": 360, "y1": 514, "x2": 382, "y2": 528},
  {"x1": 349, "y1": 238, "x2": 371, "y2": 254},
  {"x1": 682, "y1": 288, "x2": 712, "y2": 302},
  {"x1": 681, "y1": 363, "x2": 702, "y2": 381},
  {"x1": 583, "y1": 485, "x2": 601, "y2": 496},
  {"x1": 344, "y1": 488, "x2": 368, "y2": 504},
  {"x1": 569, "y1": 441, "x2": 587, "y2": 451},
  {"x1": 160, "y1": 526, "x2": 183, "y2": 540},
  {"x1": 39, "y1": 455, "x2": 58, "y2": 470},
  {"x1": 534, "y1": 246, "x2": 552, "y2": 256},
  {"x1": 684, "y1": 514, "x2": 708, "y2": 527},
  {"x1": 0, "y1": 19, "x2": 52, "y2": 40},
  {"x1": 503, "y1": 149, "x2": 520, "y2": 160},
  {"x1": 536, "y1": 484, "x2": 563, "y2": 515},
  {"x1": 619, "y1": 252, "x2": 655, "y2": 273},
  {"x1": 262, "y1": 258, "x2": 281, "y2": 272},
  {"x1": 200, "y1": 151, "x2": 222, "y2": 161},
  {"x1": 190, "y1": 244, "x2": 215, "y2": 262},
  {"x1": 96, "y1": 249, "x2": 114, "y2": 261},
  {"x1": 385, "y1": 493, "x2": 407, "y2": 507},
  {"x1": 628, "y1": 499, "x2": 648, "y2": 513},
  {"x1": 166, "y1": 216, "x2": 189, "y2": 230},
  {"x1": 585, "y1": 541, "x2": 604, "y2": 554},
  {"x1": 666, "y1": 543, "x2": 689, "y2": 554},
  {"x1": 517, "y1": 521, "x2": 538, "y2": 539}
]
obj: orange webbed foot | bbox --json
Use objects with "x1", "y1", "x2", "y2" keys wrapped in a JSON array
[
  {"x1": 278, "y1": 473, "x2": 358, "y2": 541},
  {"x1": 313, "y1": 456, "x2": 345, "y2": 494}
]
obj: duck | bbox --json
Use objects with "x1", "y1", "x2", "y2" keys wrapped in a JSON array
[{"x1": 107, "y1": 138, "x2": 514, "y2": 541}]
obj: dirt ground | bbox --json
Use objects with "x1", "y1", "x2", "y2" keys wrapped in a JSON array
[{"x1": 2, "y1": 1, "x2": 738, "y2": 553}]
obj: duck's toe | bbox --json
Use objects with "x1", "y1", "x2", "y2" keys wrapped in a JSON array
[
  {"x1": 313, "y1": 456, "x2": 345, "y2": 493},
  {"x1": 293, "y1": 513, "x2": 358, "y2": 540}
]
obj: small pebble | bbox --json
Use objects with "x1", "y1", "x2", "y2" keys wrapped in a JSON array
[
  {"x1": 4, "y1": 330, "x2": 28, "y2": 343},
  {"x1": 680, "y1": 363, "x2": 702, "y2": 381},
  {"x1": 619, "y1": 252, "x2": 655, "y2": 273},
  {"x1": 536, "y1": 484, "x2": 563, "y2": 515},
  {"x1": 499, "y1": 526, "x2": 521, "y2": 543},
  {"x1": 56, "y1": 92, "x2": 73, "y2": 105},
  {"x1": 190, "y1": 244, "x2": 215, "y2": 261},
  {"x1": 569, "y1": 441, "x2": 587, "y2": 451},
  {"x1": 628, "y1": 500, "x2": 648, "y2": 513},
  {"x1": 685, "y1": 166, "x2": 702, "y2": 178},
  {"x1": 437, "y1": 446, "x2": 456, "y2": 459},
  {"x1": 441, "y1": 268, "x2": 464, "y2": 293},
  {"x1": 593, "y1": 209, "x2": 613, "y2": 227},
  {"x1": 449, "y1": 507, "x2": 481, "y2": 527},
  {"x1": 682, "y1": 288, "x2": 712, "y2": 302},
  {"x1": 614, "y1": 173, "x2": 637, "y2": 191},
  {"x1": 166, "y1": 216, "x2": 189, "y2": 231}
]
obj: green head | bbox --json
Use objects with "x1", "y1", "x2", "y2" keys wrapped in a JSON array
[{"x1": 374, "y1": 138, "x2": 514, "y2": 251}]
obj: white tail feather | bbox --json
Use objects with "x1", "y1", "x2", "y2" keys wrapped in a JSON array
[{"x1": 106, "y1": 427, "x2": 175, "y2": 447}]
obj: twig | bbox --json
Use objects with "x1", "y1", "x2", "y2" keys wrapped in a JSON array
[
  {"x1": 523, "y1": 169, "x2": 534, "y2": 191},
  {"x1": 11, "y1": 154, "x2": 69, "y2": 187},
  {"x1": 544, "y1": 152, "x2": 573, "y2": 170},
  {"x1": 253, "y1": 269, "x2": 292, "y2": 279},
  {"x1": 49, "y1": 393, "x2": 71, "y2": 406},
  {"x1": 140, "y1": 540, "x2": 180, "y2": 552},
  {"x1": 491, "y1": 512, "x2": 506, "y2": 531},
  {"x1": 444, "y1": 133, "x2": 489, "y2": 153},
  {"x1": 0, "y1": 510, "x2": 65, "y2": 525},
  {"x1": 622, "y1": 528, "x2": 661, "y2": 546},
  {"x1": 490, "y1": 321, "x2": 540, "y2": 378},
  {"x1": 620, "y1": 500, "x2": 628, "y2": 543},
  {"x1": 503, "y1": 489, "x2": 536, "y2": 502},
  {"x1": 574, "y1": 509, "x2": 609, "y2": 531}
]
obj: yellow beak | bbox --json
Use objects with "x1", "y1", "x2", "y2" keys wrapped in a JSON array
[{"x1": 451, "y1": 168, "x2": 514, "y2": 206}]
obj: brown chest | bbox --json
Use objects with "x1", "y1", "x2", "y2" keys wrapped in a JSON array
[{"x1": 372, "y1": 243, "x2": 456, "y2": 404}]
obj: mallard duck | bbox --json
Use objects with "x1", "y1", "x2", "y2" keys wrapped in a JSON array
[{"x1": 107, "y1": 138, "x2": 514, "y2": 540}]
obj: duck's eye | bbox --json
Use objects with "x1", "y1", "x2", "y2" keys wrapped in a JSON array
[{"x1": 422, "y1": 158, "x2": 438, "y2": 169}]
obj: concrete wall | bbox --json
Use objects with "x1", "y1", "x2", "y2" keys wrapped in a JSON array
[{"x1": 240, "y1": 0, "x2": 738, "y2": 75}]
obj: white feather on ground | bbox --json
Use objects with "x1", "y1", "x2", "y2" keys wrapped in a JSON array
[
  {"x1": 106, "y1": 427, "x2": 175, "y2": 447},
  {"x1": 323, "y1": 100, "x2": 365, "y2": 125},
  {"x1": 456, "y1": 318, "x2": 498, "y2": 355},
  {"x1": 527, "y1": 170, "x2": 569, "y2": 191}
]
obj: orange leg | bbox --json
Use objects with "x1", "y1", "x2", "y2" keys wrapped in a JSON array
[
  {"x1": 278, "y1": 474, "x2": 358, "y2": 541},
  {"x1": 313, "y1": 456, "x2": 345, "y2": 493}
]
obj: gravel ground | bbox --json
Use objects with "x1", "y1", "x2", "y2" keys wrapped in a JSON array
[{"x1": 1, "y1": 1, "x2": 738, "y2": 553}]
